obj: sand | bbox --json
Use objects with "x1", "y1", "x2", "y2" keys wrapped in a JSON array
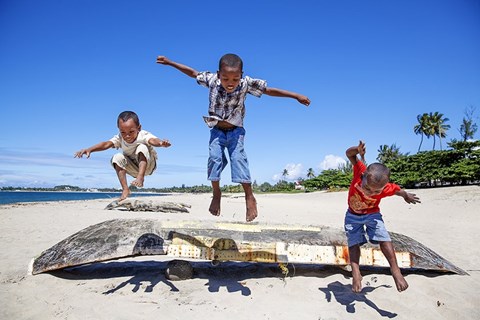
[{"x1": 0, "y1": 185, "x2": 479, "y2": 319}]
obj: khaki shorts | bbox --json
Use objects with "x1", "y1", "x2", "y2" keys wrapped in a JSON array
[{"x1": 111, "y1": 144, "x2": 157, "y2": 177}]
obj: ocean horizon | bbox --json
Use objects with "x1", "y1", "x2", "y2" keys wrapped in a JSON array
[{"x1": 0, "y1": 190, "x2": 166, "y2": 205}]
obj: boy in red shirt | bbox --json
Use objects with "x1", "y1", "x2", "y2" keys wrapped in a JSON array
[{"x1": 345, "y1": 141, "x2": 420, "y2": 293}]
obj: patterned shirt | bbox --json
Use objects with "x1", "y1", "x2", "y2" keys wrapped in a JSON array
[
  {"x1": 196, "y1": 71, "x2": 267, "y2": 127},
  {"x1": 347, "y1": 161, "x2": 400, "y2": 214}
]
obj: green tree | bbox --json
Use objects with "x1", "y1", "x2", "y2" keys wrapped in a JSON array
[
  {"x1": 459, "y1": 106, "x2": 477, "y2": 141},
  {"x1": 307, "y1": 168, "x2": 315, "y2": 179},
  {"x1": 414, "y1": 113, "x2": 430, "y2": 152},
  {"x1": 377, "y1": 143, "x2": 404, "y2": 164},
  {"x1": 282, "y1": 169, "x2": 289, "y2": 181},
  {"x1": 428, "y1": 111, "x2": 450, "y2": 150}
]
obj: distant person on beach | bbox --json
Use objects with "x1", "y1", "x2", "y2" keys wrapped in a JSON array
[
  {"x1": 345, "y1": 140, "x2": 420, "y2": 293},
  {"x1": 74, "y1": 111, "x2": 171, "y2": 200},
  {"x1": 156, "y1": 53, "x2": 310, "y2": 222}
]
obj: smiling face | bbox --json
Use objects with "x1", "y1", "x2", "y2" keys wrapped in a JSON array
[
  {"x1": 118, "y1": 118, "x2": 141, "y2": 144},
  {"x1": 218, "y1": 65, "x2": 242, "y2": 93}
]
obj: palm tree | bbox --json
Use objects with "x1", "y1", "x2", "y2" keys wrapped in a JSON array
[
  {"x1": 307, "y1": 168, "x2": 315, "y2": 179},
  {"x1": 282, "y1": 169, "x2": 289, "y2": 181},
  {"x1": 414, "y1": 113, "x2": 430, "y2": 152},
  {"x1": 429, "y1": 112, "x2": 450, "y2": 150},
  {"x1": 377, "y1": 144, "x2": 402, "y2": 163},
  {"x1": 459, "y1": 106, "x2": 477, "y2": 141}
]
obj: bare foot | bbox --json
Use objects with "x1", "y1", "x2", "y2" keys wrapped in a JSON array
[
  {"x1": 352, "y1": 270, "x2": 363, "y2": 293},
  {"x1": 209, "y1": 194, "x2": 221, "y2": 216},
  {"x1": 119, "y1": 189, "x2": 131, "y2": 201},
  {"x1": 392, "y1": 270, "x2": 408, "y2": 292},
  {"x1": 245, "y1": 195, "x2": 257, "y2": 222},
  {"x1": 131, "y1": 177, "x2": 144, "y2": 188}
]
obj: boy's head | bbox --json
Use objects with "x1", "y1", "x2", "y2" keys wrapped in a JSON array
[
  {"x1": 217, "y1": 53, "x2": 243, "y2": 93},
  {"x1": 361, "y1": 163, "x2": 390, "y2": 196},
  {"x1": 117, "y1": 111, "x2": 141, "y2": 144}
]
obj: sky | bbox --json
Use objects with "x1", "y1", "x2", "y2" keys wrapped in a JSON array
[{"x1": 1, "y1": 0, "x2": 479, "y2": 189}]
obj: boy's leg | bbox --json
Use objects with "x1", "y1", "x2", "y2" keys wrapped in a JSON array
[
  {"x1": 131, "y1": 152, "x2": 147, "y2": 188},
  {"x1": 207, "y1": 128, "x2": 227, "y2": 217},
  {"x1": 241, "y1": 182, "x2": 257, "y2": 222},
  {"x1": 209, "y1": 180, "x2": 222, "y2": 216},
  {"x1": 111, "y1": 153, "x2": 131, "y2": 200},
  {"x1": 226, "y1": 127, "x2": 256, "y2": 222},
  {"x1": 114, "y1": 163, "x2": 130, "y2": 200},
  {"x1": 131, "y1": 145, "x2": 156, "y2": 188},
  {"x1": 379, "y1": 241, "x2": 409, "y2": 292},
  {"x1": 364, "y1": 213, "x2": 408, "y2": 292},
  {"x1": 348, "y1": 244, "x2": 363, "y2": 293},
  {"x1": 344, "y1": 211, "x2": 368, "y2": 292}
]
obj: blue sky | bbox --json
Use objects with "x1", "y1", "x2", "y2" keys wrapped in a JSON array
[{"x1": 1, "y1": 0, "x2": 479, "y2": 189}]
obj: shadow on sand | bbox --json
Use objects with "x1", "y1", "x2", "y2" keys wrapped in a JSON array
[{"x1": 47, "y1": 260, "x2": 453, "y2": 317}]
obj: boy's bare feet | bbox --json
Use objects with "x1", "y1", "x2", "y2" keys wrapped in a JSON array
[
  {"x1": 209, "y1": 181, "x2": 221, "y2": 216},
  {"x1": 352, "y1": 270, "x2": 363, "y2": 293},
  {"x1": 392, "y1": 270, "x2": 409, "y2": 292},
  {"x1": 119, "y1": 189, "x2": 131, "y2": 201},
  {"x1": 246, "y1": 195, "x2": 257, "y2": 222},
  {"x1": 131, "y1": 176, "x2": 144, "y2": 188},
  {"x1": 209, "y1": 194, "x2": 221, "y2": 216}
]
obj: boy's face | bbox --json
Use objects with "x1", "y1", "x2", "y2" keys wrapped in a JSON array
[
  {"x1": 361, "y1": 175, "x2": 387, "y2": 196},
  {"x1": 217, "y1": 66, "x2": 242, "y2": 93},
  {"x1": 118, "y1": 118, "x2": 141, "y2": 144}
]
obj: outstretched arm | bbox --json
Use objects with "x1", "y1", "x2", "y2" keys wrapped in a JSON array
[
  {"x1": 156, "y1": 55, "x2": 199, "y2": 78},
  {"x1": 148, "y1": 137, "x2": 171, "y2": 148},
  {"x1": 74, "y1": 141, "x2": 114, "y2": 159},
  {"x1": 395, "y1": 189, "x2": 421, "y2": 204},
  {"x1": 263, "y1": 87, "x2": 310, "y2": 106},
  {"x1": 345, "y1": 140, "x2": 366, "y2": 165}
]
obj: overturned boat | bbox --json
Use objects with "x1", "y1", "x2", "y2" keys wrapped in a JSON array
[{"x1": 31, "y1": 219, "x2": 468, "y2": 275}]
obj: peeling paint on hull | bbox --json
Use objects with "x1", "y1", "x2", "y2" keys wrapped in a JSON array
[{"x1": 31, "y1": 219, "x2": 467, "y2": 275}]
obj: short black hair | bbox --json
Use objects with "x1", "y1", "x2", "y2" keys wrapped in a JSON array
[
  {"x1": 219, "y1": 53, "x2": 243, "y2": 71},
  {"x1": 117, "y1": 111, "x2": 140, "y2": 126},
  {"x1": 365, "y1": 163, "x2": 391, "y2": 185}
]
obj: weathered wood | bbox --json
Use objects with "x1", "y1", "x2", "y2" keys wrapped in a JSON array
[
  {"x1": 105, "y1": 198, "x2": 191, "y2": 213},
  {"x1": 31, "y1": 219, "x2": 468, "y2": 275}
]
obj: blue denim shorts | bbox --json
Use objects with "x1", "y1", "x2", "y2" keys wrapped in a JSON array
[
  {"x1": 344, "y1": 211, "x2": 391, "y2": 247},
  {"x1": 207, "y1": 127, "x2": 251, "y2": 183}
]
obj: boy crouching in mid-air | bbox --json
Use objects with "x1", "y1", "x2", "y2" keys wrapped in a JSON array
[{"x1": 74, "y1": 111, "x2": 171, "y2": 200}]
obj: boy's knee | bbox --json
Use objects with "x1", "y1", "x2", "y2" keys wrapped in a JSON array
[
  {"x1": 111, "y1": 153, "x2": 127, "y2": 169},
  {"x1": 135, "y1": 144, "x2": 150, "y2": 161}
]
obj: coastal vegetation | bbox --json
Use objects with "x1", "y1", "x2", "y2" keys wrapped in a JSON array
[{"x1": 2, "y1": 108, "x2": 478, "y2": 194}]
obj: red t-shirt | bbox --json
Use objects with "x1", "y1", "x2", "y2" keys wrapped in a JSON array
[{"x1": 347, "y1": 161, "x2": 400, "y2": 214}]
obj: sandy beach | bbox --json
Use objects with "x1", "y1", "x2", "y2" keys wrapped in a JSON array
[{"x1": 1, "y1": 185, "x2": 479, "y2": 319}]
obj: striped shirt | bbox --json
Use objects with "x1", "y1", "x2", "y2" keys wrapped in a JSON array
[{"x1": 196, "y1": 71, "x2": 267, "y2": 127}]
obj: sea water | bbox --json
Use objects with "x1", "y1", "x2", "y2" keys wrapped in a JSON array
[{"x1": 0, "y1": 191, "x2": 165, "y2": 205}]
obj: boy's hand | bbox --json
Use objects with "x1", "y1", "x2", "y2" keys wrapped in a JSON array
[
  {"x1": 404, "y1": 192, "x2": 421, "y2": 204},
  {"x1": 156, "y1": 56, "x2": 170, "y2": 65},
  {"x1": 297, "y1": 95, "x2": 310, "y2": 106},
  {"x1": 160, "y1": 139, "x2": 171, "y2": 147},
  {"x1": 358, "y1": 140, "x2": 366, "y2": 161},
  {"x1": 74, "y1": 149, "x2": 91, "y2": 158}
]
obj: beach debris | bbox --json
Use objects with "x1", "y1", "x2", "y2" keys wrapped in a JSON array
[
  {"x1": 31, "y1": 219, "x2": 468, "y2": 276},
  {"x1": 105, "y1": 198, "x2": 191, "y2": 213}
]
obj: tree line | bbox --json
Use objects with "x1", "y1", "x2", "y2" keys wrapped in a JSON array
[
  {"x1": 303, "y1": 107, "x2": 479, "y2": 190},
  {"x1": 2, "y1": 108, "x2": 477, "y2": 193}
]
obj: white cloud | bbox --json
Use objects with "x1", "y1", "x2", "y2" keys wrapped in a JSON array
[
  {"x1": 272, "y1": 163, "x2": 304, "y2": 182},
  {"x1": 318, "y1": 155, "x2": 346, "y2": 171}
]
